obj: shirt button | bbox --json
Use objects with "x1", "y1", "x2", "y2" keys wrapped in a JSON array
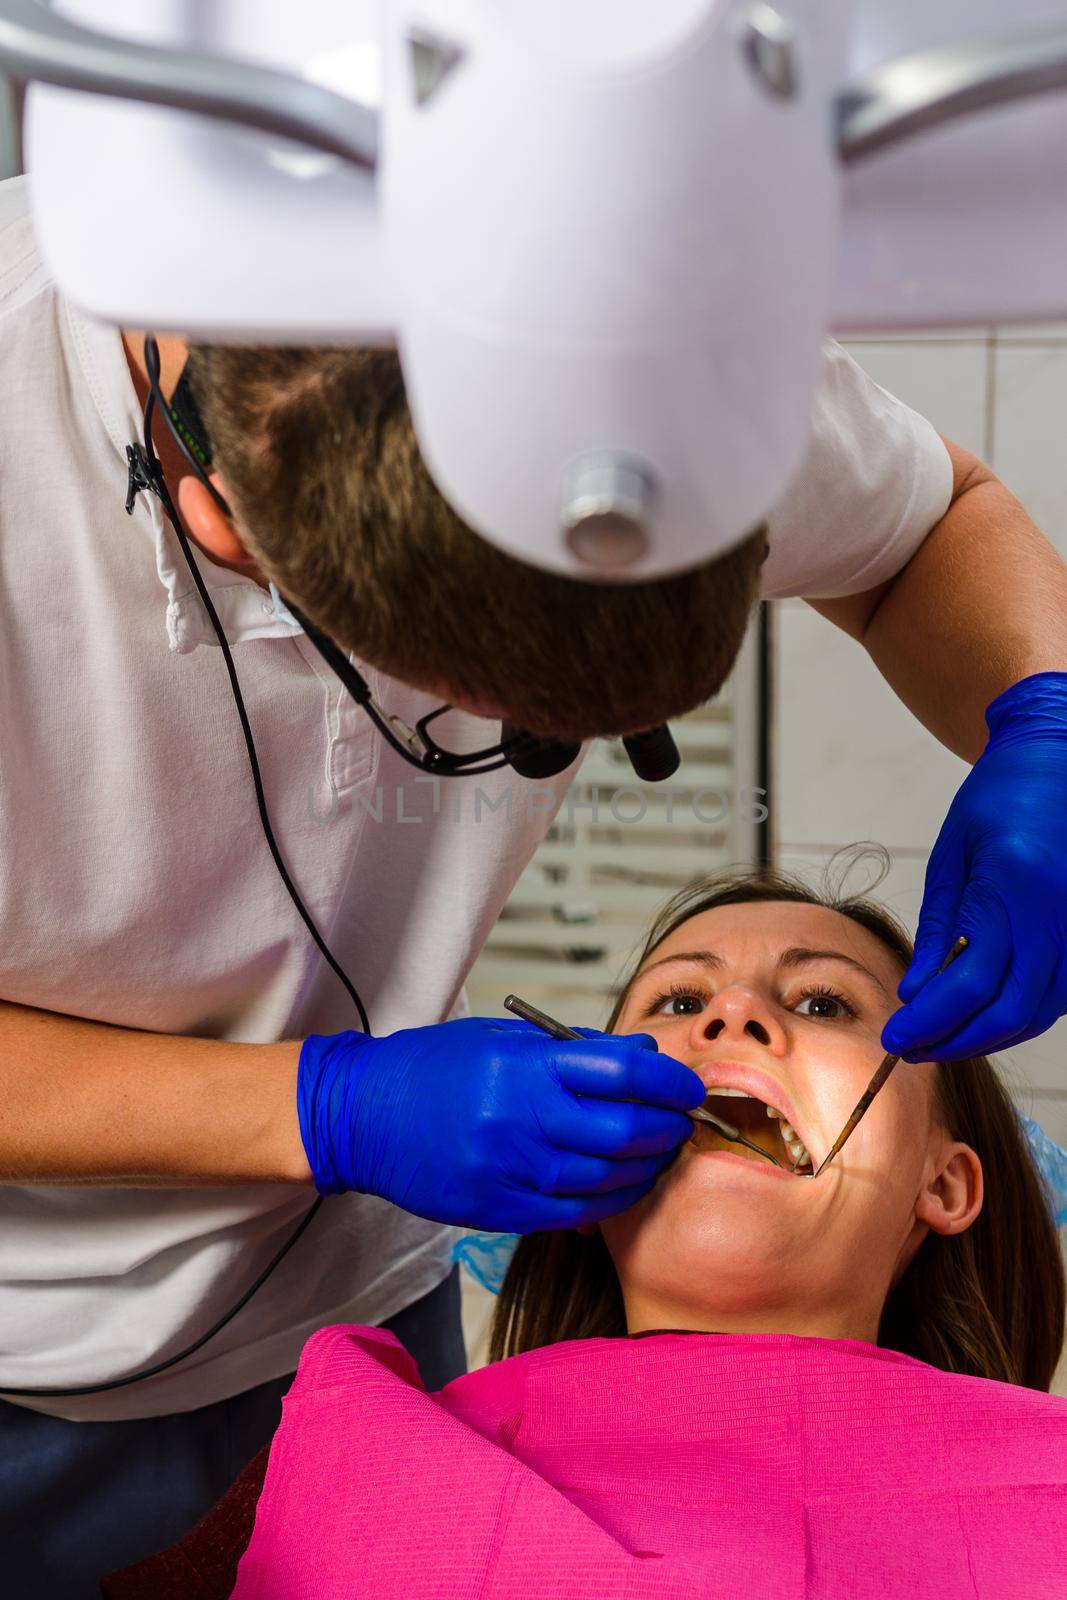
[{"x1": 261, "y1": 599, "x2": 275, "y2": 616}]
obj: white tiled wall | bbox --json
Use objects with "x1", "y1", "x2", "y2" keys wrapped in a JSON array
[
  {"x1": 774, "y1": 331, "x2": 992, "y2": 948},
  {"x1": 995, "y1": 340, "x2": 1067, "y2": 562},
  {"x1": 781, "y1": 328, "x2": 1067, "y2": 1094},
  {"x1": 983, "y1": 327, "x2": 1067, "y2": 1124},
  {"x1": 778, "y1": 327, "x2": 1067, "y2": 1108},
  {"x1": 776, "y1": 328, "x2": 1067, "y2": 1388}
]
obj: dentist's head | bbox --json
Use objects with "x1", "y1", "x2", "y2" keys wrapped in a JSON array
[{"x1": 177, "y1": 344, "x2": 767, "y2": 741}]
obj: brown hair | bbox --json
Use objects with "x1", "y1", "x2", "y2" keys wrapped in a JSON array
[
  {"x1": 185, "y1": 345, "x2": 767, "y2": 739},
  {"x1": 490, "y1": 863, "x2": 1066, "y2": 1391}
]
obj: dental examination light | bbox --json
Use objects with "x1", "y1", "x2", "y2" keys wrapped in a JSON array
[{"x1": 2, "y1": 1, "x2": 1067, "y2": 583}]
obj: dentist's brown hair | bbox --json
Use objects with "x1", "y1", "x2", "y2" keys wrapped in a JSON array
[
  {"x1": 184, "y1": 344, "x2": 766, "y2": 741},
  {"x1": 490, "y1": 864, "x2": 1066, "y2": 1391}
]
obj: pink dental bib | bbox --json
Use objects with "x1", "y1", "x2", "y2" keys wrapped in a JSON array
[{"x1": 233, "y1": 1325, "x2": 1067, "y2": 1599}]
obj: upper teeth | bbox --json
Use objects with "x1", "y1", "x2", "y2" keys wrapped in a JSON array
[
  {"x1": 775, "y1": 1117, "x2": 811, "y2": 1167},
  {"x1": 764, "y1": 1106, "x2": 812, "y2": 1168}
]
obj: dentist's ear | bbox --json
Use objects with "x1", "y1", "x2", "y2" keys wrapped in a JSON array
[
  {"x1": 915, "y1": 1142, "x2": 984, "y2": 1237},
  {"x1": 177, "y1": 473, "x2": 256, "y2": 571}
]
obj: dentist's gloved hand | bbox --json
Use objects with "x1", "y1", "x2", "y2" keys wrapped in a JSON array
[
  {"x1": 883, "y1": 672, "x2": 1067, "y2": 1061},
  {"x1": 297, "y1": 1017, "x2": 705, "y2": 1233}
]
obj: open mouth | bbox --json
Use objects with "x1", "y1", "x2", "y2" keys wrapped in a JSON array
[{"x1": 692, "y1": 1088, "x2": 815, "y2": 1176}]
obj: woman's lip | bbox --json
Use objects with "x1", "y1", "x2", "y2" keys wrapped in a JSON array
[{"x1": 696, "y1": 1060, "x2": 815, "y2": 1158}]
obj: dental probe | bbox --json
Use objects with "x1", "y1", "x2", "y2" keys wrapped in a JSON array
[
  {"x1": 503, "y1": 995, "x2": 785, "y2": 1168},
  {"x1": 807, "y1": 936, "x2": 970, "y2": 1179}
]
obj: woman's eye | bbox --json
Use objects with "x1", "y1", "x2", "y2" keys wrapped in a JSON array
[
  {"x1": 794, "y1": 992, "x2": 854, "y2": 1021},
  {"x1": 653, "y1": 992, "x2": 705, "y2": 1018}
]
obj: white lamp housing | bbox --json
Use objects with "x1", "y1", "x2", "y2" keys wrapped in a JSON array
[
  {"x1": 2, "y1": 0, "x2": 1066, "y2": 580},
  {"x1": 383, "y1": 0, "x2": 847, "y2": 578}
]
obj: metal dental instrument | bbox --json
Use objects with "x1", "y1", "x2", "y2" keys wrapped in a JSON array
[
  {"x1": 807, "y1": 936, "x2": 970, "y2": 1179},
  {"x1": 503, "y1": 995, "x2": 785, "y2": 1169}
]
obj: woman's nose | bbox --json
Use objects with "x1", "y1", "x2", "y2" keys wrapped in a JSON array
[{"x1": 689, "y1": 985, "x2": 787, "y2": 1053}]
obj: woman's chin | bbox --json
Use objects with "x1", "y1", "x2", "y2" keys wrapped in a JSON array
[{"x1": 606, "y1": 1181, "x2": 811, "y2": 1281}]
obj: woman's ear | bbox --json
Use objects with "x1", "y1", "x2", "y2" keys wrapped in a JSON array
[
  {"x1": 176, "y1": 473, "x2": 254, "y2": 570},
  {"x1": 915, "y1": 1142, "x2": 984, "y2": 1237}
]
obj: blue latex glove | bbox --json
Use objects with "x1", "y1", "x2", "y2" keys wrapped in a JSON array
[
  {"x1": 297, "y1": 1016, "x2": 705, "y2": 1233},
  {"x1": 883, "y1": 672, "x2": 1067, "y2": 1061}
]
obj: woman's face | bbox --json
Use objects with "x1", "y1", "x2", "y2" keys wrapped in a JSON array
[{"x1": 600, "y1": 900, "x2": 982, "y2": 1342}]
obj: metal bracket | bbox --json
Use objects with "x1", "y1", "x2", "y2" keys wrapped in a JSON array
[
  {"x1": 741, "y1": 3, "x2": 798, "y2": 103},
  {"x1": 0, "y1": 0, "x2": 379, "y2": 169},
  {"x1": 562, "y1": 453, "x2": 657, "y2": 572},
  {"x1": 407, "y1": 25, "x2": 466, "y2": 109},
  {"x1": 840, "y1": 24, "x2": 1067, "y2": 165}
]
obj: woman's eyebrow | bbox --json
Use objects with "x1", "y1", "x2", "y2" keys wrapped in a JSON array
[
  {"x1": 632, "y1": 950, "x2": 725, "y2": 982},
  {"x1": 777, "y1": 946, "x2": 890, "y2": 999},
  {"x1": 631, "y1": 946, "x2": 891, "y2": 999}
]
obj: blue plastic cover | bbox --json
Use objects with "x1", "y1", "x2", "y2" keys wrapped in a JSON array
[
  {"x1": 452, "y1": 1232, "x2": 520, "y2": 1294},
  {"x1": 1021, "y1": 1115, "x2": 1067, "y2": 1227}
]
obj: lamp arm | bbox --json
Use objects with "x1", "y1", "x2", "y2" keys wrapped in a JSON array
[
  {"x1": 0, "y1": 0, "x2": 379, "y2": 169},
  {"x1": 840, "y1": 23, "x2": 1067, "y2": 164}
]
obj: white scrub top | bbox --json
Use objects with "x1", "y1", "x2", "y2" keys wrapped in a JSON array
[{"x1": 0, "y1": 177, "x2": 951, "y2": 1419}]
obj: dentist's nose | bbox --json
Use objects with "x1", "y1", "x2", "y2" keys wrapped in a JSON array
[{"x1": 689, "y1": 985, "x2": 787, "y2": 1053}]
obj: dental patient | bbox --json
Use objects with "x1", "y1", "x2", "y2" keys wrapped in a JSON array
[{"x1": 104, "y1": 871, "x2": 1067, "y2": 1600}]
